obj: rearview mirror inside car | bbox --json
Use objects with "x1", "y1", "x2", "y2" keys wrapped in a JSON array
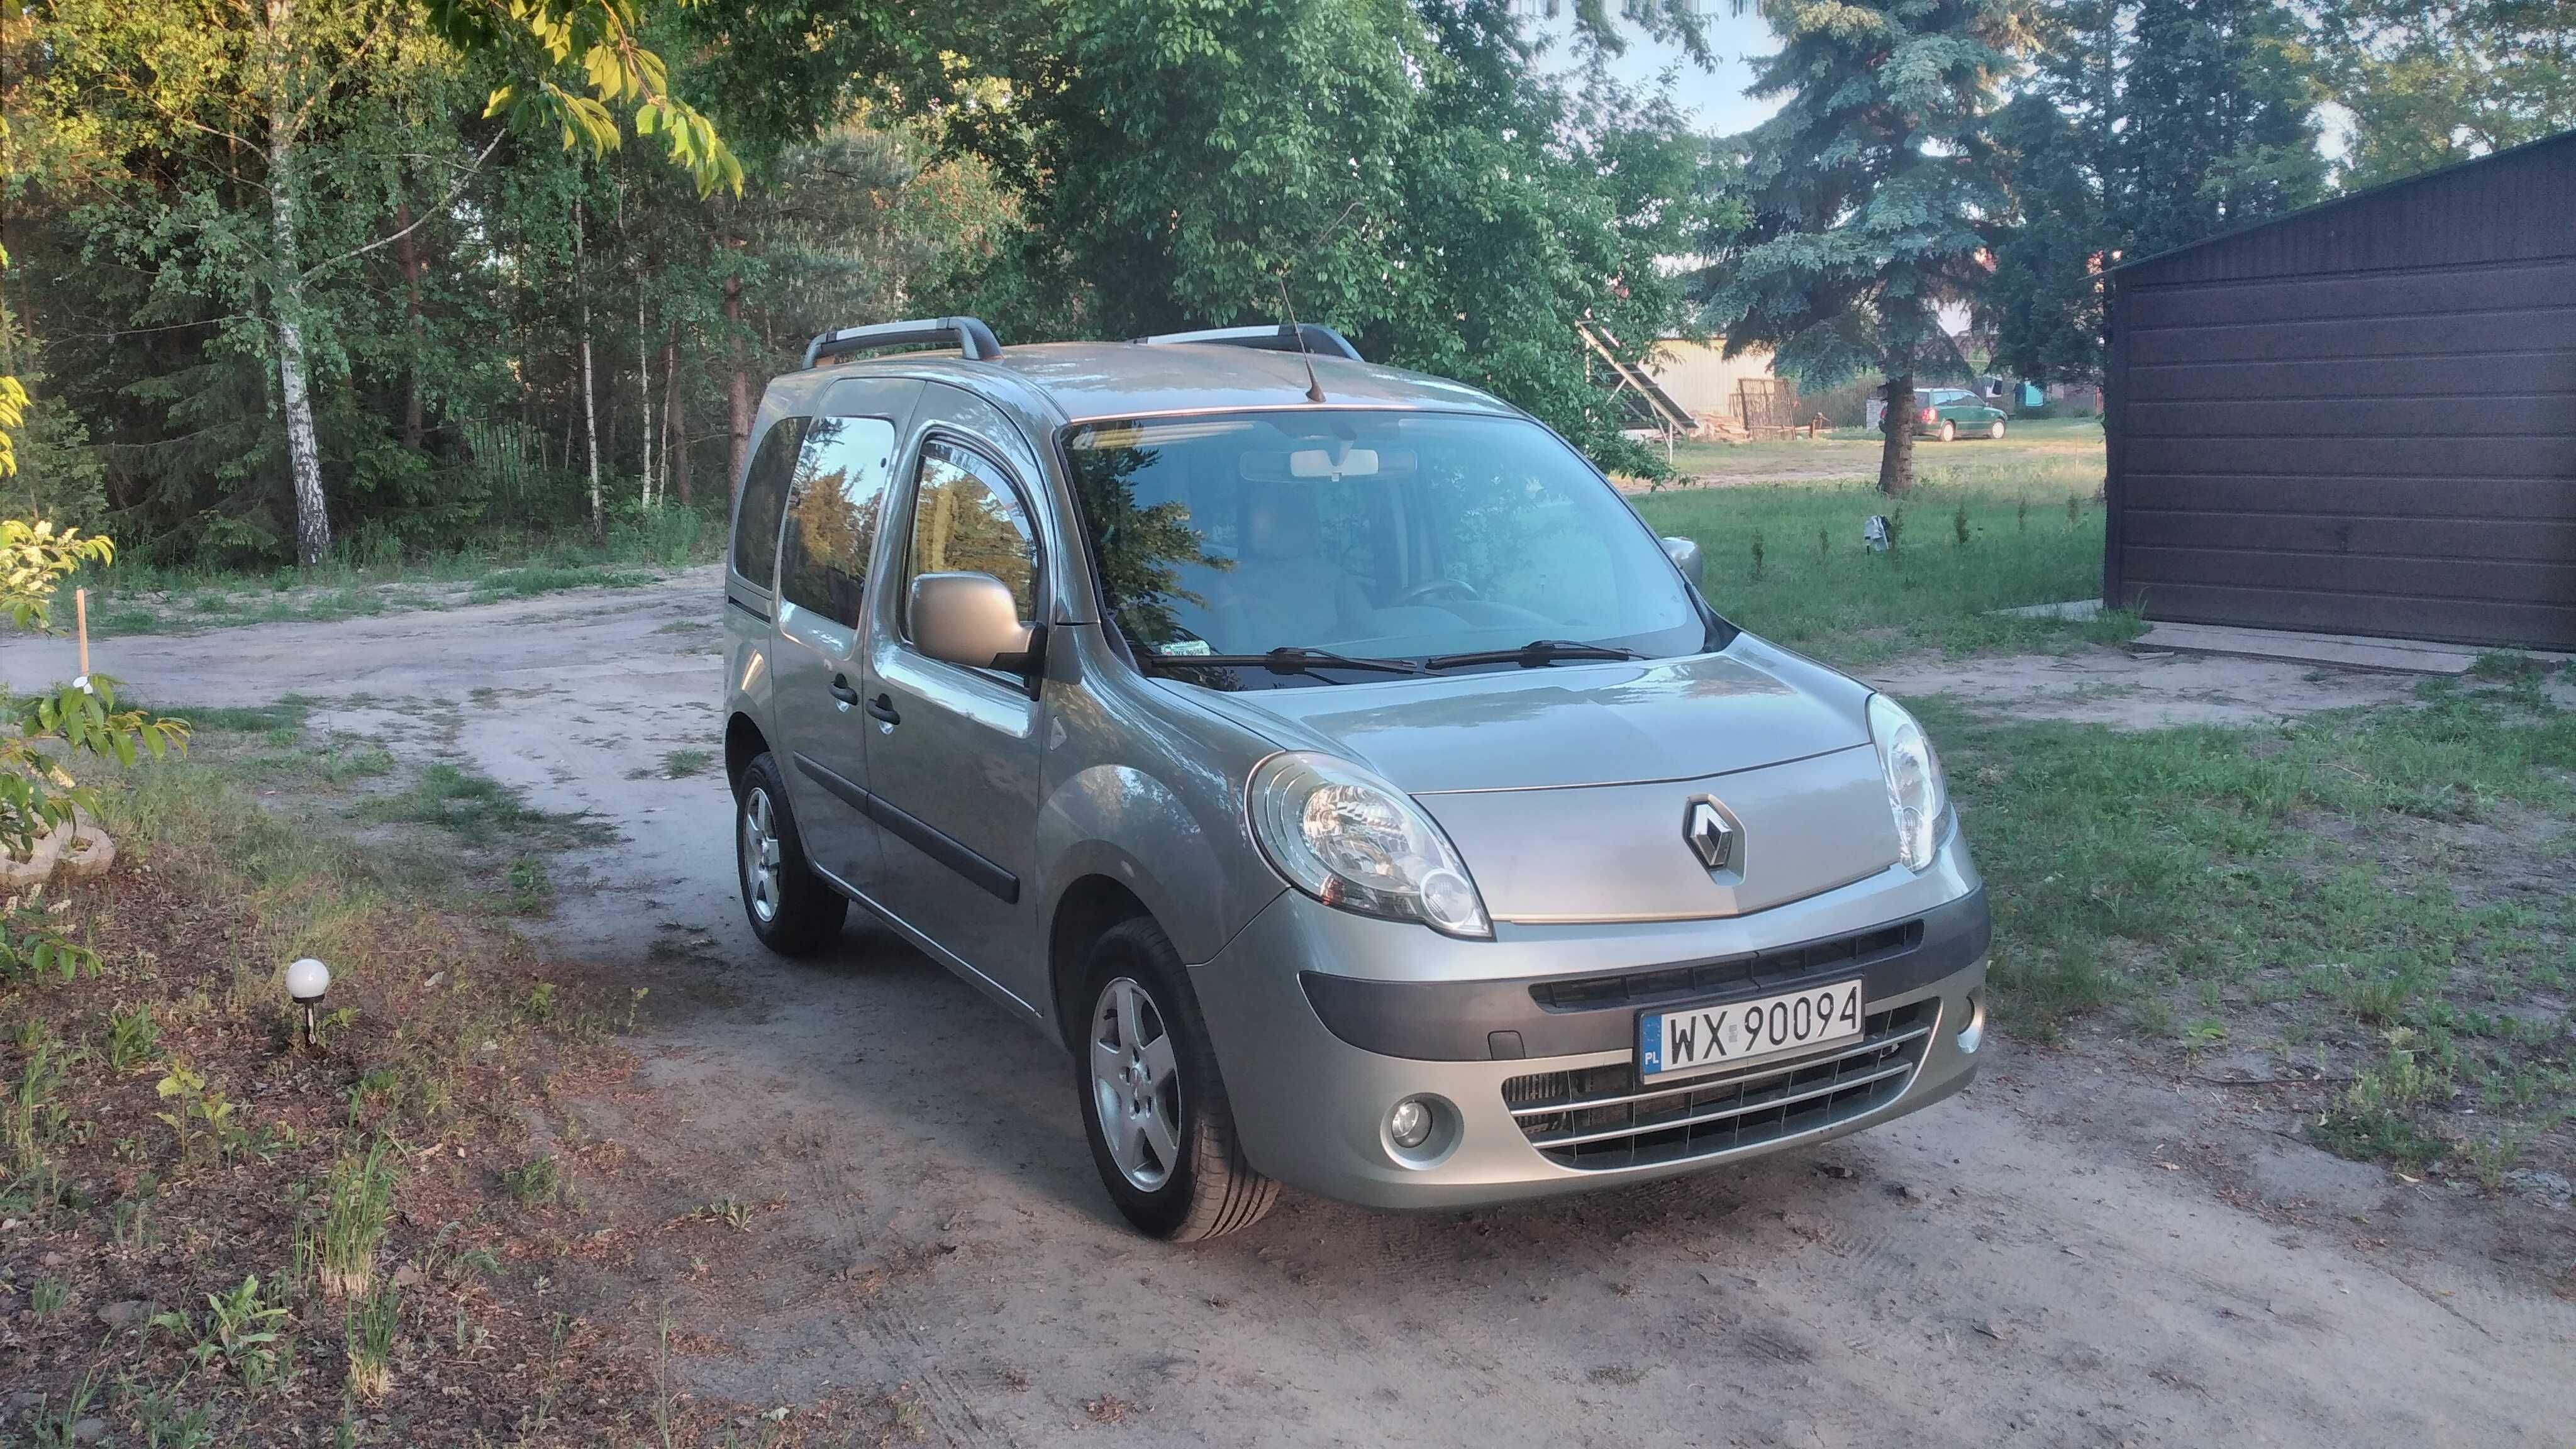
[{"x1": 911, "y1": 572, "x2": 1038, "y2": 673}]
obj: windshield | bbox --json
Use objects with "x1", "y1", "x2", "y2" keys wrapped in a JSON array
[
  {"x1": 1927, "y1": 389, "x2": 1975, "y2": 404},
  {"x1": 1065, "y1": 410, "x2": 1714, "y2": 684}
]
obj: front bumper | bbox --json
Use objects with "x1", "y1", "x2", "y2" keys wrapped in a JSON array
[{"x1": 1188, "y1": 847, "x2": 1990, "y2": 1209}]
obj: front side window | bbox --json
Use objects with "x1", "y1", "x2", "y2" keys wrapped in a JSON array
[
  {"x1": 779, "y1": 416, "x2": 899, "y2": 643},
  {"x1": 899, "y1": 439, "x2": 1038, "y2": 639},
  {"x1": 730, "y1": 416, "x2": 809, "y2": 588},
  {"x1": 1065, "y1": 411, "x2": 1711, "y2": 686}
]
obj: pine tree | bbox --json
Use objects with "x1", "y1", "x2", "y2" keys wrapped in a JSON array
[
  {"x1": 1709, "y1": 0, "x2": 2020, "y2": 496},
  {"x1": 1987, "y1": 0, "x2": 2327, "y2": 380}
]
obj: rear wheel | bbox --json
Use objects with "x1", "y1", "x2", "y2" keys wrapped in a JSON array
[
  {"x1": 1938, "y1": 419, "x2": 1957, "y2": 443},
  {"x1": 1075, "y1": 918, "x2": 1277, "y2": 1241},
  {"x1": 735, "y1": 752, "x2": 847, "y2": 956},
  {"x1": 1988, "y1": 419, "x2": 2006, "y2": 440}
]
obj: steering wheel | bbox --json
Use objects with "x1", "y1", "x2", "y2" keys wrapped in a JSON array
[{"x1": 1391, "y1": 577, "x2": 1483, "y2": 608}]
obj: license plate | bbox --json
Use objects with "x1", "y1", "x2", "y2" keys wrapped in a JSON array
[{"x1": 1639, "y1": 979, "x2": 1863, "y2": 1082}]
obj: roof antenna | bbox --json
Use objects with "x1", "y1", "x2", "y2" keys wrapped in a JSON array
[
  {"x1": 1273, "y1": 198, "x2": 1365, "y2": 406},
  {"x1": 1273, "y1": 274, "x2": 1328, "y2": 404}
]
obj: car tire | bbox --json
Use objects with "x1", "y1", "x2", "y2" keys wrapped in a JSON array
[
  {"x1": 1989, "y1": 419, "x2": 2006, "y2": 440},
  {"x1": 1938, "y1": 419, "x2": 1957, "y2": 443},
  {"x1": 734, "y1": 752, "x2": 848, "y2": 956},
  {"x1": 1074, "y1": 916, "x2": 1278, "y2": 1241}
]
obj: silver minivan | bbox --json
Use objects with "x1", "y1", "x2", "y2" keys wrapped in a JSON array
[{"x1": 721, "y1": 318, "x2": 1989, "y2": 1240}]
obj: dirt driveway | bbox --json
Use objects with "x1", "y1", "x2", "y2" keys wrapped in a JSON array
[{"x1": 11, "y1": 573, "x2": 2571, "y2": 1447}]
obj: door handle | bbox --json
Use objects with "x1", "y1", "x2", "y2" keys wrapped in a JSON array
[
  {"x1": 828, "y1": 674, "x2": 860, "y2": 708},
  {"x1": 865, "y1": 693, "x2": 901, "y2": 726}
]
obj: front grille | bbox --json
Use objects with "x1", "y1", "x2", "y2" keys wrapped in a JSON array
[
  {"x1": 1501, "y1": 1001, "x2": 1936, "y2": 1172},
  {"x1": 1526, "y1": 922, "x2": 1920, "y2": 1012}
]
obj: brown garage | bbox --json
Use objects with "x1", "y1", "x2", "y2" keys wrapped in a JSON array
[{"x1": 2102, "y1": 129, "x2": 2576, "y2": 649}]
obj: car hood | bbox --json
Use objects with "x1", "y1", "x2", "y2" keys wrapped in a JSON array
[{"x1": 1167, "y1": 635, "x2": 1874, "y2": 794}]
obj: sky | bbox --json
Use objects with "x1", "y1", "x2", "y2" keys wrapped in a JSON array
[{"x1": 1531, "y1": 8, "x2": 1786, "y2": 138}]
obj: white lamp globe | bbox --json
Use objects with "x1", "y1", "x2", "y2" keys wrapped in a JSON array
[{"x1": 286, "y1": 957, "x2": 332, "y2": 1003}]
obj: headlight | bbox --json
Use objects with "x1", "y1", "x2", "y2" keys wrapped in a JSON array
[
  {"x1": 1246, "y1": 752, "x2": 1492, "y2": 939},
  {"x1": 1868, "y1": 694, "x2": 1948, "y2": 870}
]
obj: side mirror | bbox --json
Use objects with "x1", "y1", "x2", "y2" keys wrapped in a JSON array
[
  {"x1": 910, "y1": 572, "x2": 1038, "y2": 673},
  {"x1": 1660, "y1": 535, "x2": 1704, "y2": 587}
]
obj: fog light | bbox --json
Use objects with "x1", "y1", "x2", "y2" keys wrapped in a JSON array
[
  {"x1": 1956, "y1": 992, "x2": 1987, "y2": 1055},
  {"x1": 1388, "y1": 1097, "x2": 1435, "y2": 1150}
]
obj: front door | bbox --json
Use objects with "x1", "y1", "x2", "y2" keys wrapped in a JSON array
[
  {"x1": 854, "y1": 386, "x2": 1051, "y2": 1013},
  {"x1": 770, "y1": 378, "x2": 921, "y2": 889}
]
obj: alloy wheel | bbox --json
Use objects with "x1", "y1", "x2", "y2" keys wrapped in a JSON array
[
  {"x1": 740, "y1": 786, "x2": 783, "y2": 924},
  {"x1": 1090, "y1": 976, "x2": 1182, "y2": 1191}
]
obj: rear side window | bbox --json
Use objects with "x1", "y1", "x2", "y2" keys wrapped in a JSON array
[
  {"x1": 730, "y1": 417, "x2": 808, "y2": 589},
  {"x1": 779, "y1": 416, "x2": 900, "y2": 630}
]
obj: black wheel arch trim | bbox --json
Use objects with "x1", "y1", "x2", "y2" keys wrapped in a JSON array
[{"x1": 1298, "y1": 886, "x2": 1990, "y2": 1062}]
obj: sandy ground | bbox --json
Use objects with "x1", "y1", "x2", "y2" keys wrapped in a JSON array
[
  {"x1": 9, "y1": 574, "x2": 2572, "y2": 1448},
  {"x1": 1868, "y1": 645, "x2": 2431, "y2": 730}
]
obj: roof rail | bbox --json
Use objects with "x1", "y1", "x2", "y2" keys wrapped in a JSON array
[
  {"x1": 1133, "y1": 323, "x2": 1363, "y2": 363},
  {"x1": 805, "y1": 316, "x2": 1002, "y2": 369}
]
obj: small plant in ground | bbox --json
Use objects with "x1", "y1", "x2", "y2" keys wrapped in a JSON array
[
  {"x1": 2017, "y1": 498, "x2": 2029, "y2": 531},
  {"x1": 154, "y1": 1275, "x2": 295, "y2": 1393},
  {"x1": 2065, "y1": 492, "x2": 2080, "y2": 525},
  {"x1": 1816, "y1": 523, "x2": 1829, "y2": 557},
  {"x1": 2458, "y1": 1133, "x2": 2526, "y2": 1191},
  {"x1": 128, "y1": 1384, "x2": 213, "y2": 1448},
  {"x1": 153, "y1": 1059, "x2": 243, "y2": 1167},
  {"x1": 659, "y1": 747, "x2": 713, "y2": 779},
  {"x1": 108, "y1": 1002, "x2": 160, "y2": 1071},
  {"x1": 8, "y1": 1037, "x2": 67, "y2": 1172},
  {"x1": 2312, "y1": 1030, "x2": 2451, "y2": 1170},
  {"x1": 30, "y1": 1276, "x2": 72, "y2": 1317},
  {"x1": 506, "y1": 855, "x2": 552, "y2": 911},
  {"x1": 343, "y1": 1285, "x2": 401, "y2": 1402},
  {"x1": 504, "y1": 1152, "x2": 565, "y2": 1207},
  {"x1": 314, "y1": 1139, "x2": 397, "y2": 1299},
  {"x1": 1953, "y1": 501, "x2": 1970, "y2": 546}
]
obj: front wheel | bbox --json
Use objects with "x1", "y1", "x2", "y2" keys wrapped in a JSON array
[
  {"x1": 1938, "y1": 419, "x2": 1957, "y2": 443},
  {"x1": 1075, "y1": 918, "x2": 1277, "y2": 1241},
  {"x1": 1988, "y1": 419, "x2": 2006, "y2": 441},
  {"x1": 735, "y1": 752, "x2": 848, "y2": 956}
]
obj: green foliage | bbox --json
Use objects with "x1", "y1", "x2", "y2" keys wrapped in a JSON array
[
  {"x1": 2319, "y1": 0, "x2": 2576, "y2": 188},
  {"x1": 152, "y1": 1275, "x2": 296, "y2": 1393},
  {"x1": 314, "y1": 1139, "x2": 399, "y2": 1299},
  {"x1": 918, "y1": 0, "x2": 1730, "y2": 472},
  {"x1": 1985, "y1": 0, "x2": 2328, "y2": 382},
  {"x1": 1707, "y1": 0, "x2": 2019, "y2": 389}
]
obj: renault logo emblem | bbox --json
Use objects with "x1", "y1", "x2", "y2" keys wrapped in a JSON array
[{"x1": 1684, "y1": 797, "x2": 1735, "y2": 871}]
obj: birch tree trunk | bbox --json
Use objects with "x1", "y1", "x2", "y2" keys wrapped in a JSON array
[
  {"x1": 396, "y1": 197, "x2": 424, "y2": 451},
  {"x1": 576, "y1": 199, "x2": 603, "y2": 545},
  {"x1": 265, "y1": 0, "x2": 331, "y2": 566},
  {"x1": 724, "y1": 271, "x2": 750, "y2": 504},
  {"x1": 636, "y1": 289, "x2": 653, "y2": 508},
  {"x1": 662, "y1": 322, "x2": 688, "y2": 506}
]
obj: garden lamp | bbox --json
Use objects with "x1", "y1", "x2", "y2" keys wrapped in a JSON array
[{"x1": 286, "y1": 957, "x2": 331, "y2": 1050}]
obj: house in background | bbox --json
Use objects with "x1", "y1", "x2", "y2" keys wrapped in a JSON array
[
  {"x1": 2102, "y1": 128, "x2": 2576, "y2": 649},
  {"x1": 1641, "y1": 337, "x2": 1792, "y2": 436}
]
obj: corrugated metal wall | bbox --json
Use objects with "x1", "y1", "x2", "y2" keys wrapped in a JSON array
[{"x1": 2102, "y1": 131, "x2": 2576, "y2": 648}]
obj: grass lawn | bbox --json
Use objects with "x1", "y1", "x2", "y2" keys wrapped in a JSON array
[
  {"x1": 0, "y1": 720, "x2": 665, "y2": 1443},
  {"x1": 52, "y1": 508, "x2": 719, "y2": 638},
  {"x1": 1926, "y1": 667, "x2": 2576, "y2": 1180},
  {"x1": 1631, "y1": 420, "x2": 2127, "y2": 667}
]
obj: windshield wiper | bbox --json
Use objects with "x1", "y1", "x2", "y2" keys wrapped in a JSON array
[
  {"x1": 1144, "y1": 646, "x2": 1425, "y2": 678},
  {"x1": 1423, "y1": 639, "x2": 1643, "y2": 672}
]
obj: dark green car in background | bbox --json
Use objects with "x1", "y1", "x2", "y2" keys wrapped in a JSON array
[{"x1": 1911, "y1": 388, "x2": 2007, "y2": 442}]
